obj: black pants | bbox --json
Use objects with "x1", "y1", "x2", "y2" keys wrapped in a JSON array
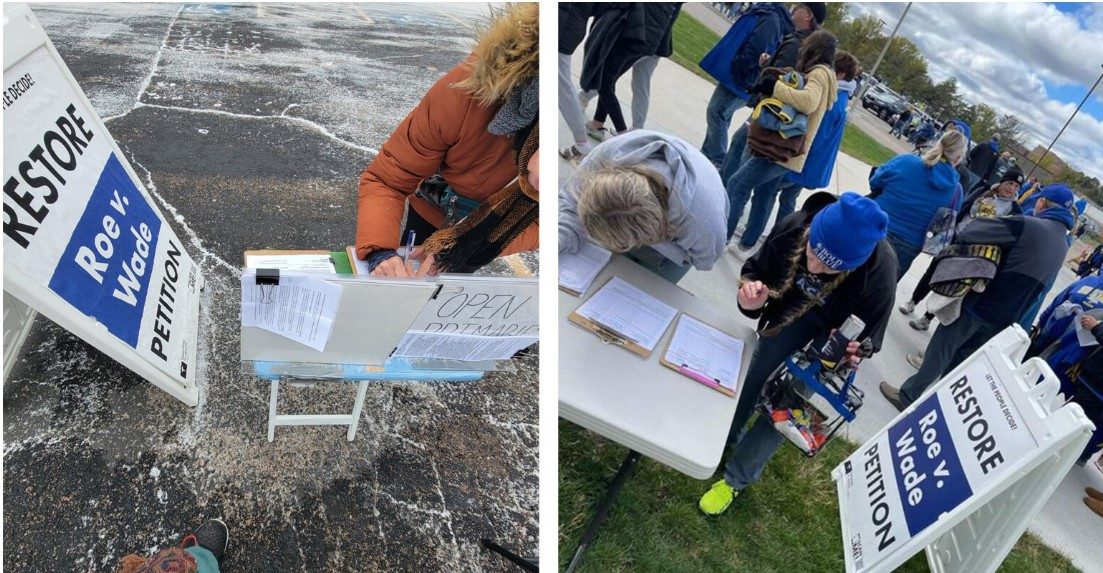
[{"x1": 592, "y1": 54, "x2": 639, "y2": 133}]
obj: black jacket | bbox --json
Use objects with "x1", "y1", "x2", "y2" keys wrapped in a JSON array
[
  {"x1": 967, "y1": 142, "x2": 998, "y2": 180},
  {"x1": 580, "y1": 3, "x2": 682, "y2": 91},
  {"x1": 559, "y1": 3, "x2": 602, "y2": 55},
  {"x1": 740, "y1": 193, "x2": 898, "y2": 351},
  {"x1": 956, "y1": 215, "x2": 1071, "y2": 326},
  {"x1": 748, "y1": 27, "x2": 813, "y2": 107}
]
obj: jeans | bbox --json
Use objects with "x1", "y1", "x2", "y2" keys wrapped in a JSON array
[
  {"x1": 725, "y1": 152, "x2": 790, "y2": 240},
  {"x1": 723, "y1": 311, "x2": 828, "y2": 489},
  {"x1": 775, "y1": 182, "x2": 803, "y2": 223},
  {"x1": 719, "y1": 121, "x2": 751, "y2": 183},
  {"x1": 886, "y1": 232, "x2": 922, "y2": 280},
  {"x1": 701, "y1": 84, "x2": 747, "y2": 166},
  {"x1": 630, "y1": 56, "x2": 660, "y2": 130},
  {"x1": 625, "y1": 246, "x2": 691, "y2": 283},
  {"x1": 738, "y1": 178, "x2": 781, "y2": 248},
  {"x1": 558, "y1": 53, "x2": 587, "y2": 142},
  {"x1": 898, "y1": 310, "x2": 999, "y2": 406}
]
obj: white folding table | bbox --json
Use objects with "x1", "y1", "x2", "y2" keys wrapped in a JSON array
[{"x1": 559, "y1": 255, "x2": 757, "y2": 571}]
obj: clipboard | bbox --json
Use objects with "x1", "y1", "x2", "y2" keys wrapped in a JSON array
[
  {"x1": 567, "y1": 311, "x2": 653, "y2": 358},
  {"x1": 658, "y1": 314, "x2": 740, "y2": 397},
  {"x1": 243, "y1": 249, "x2": 352, "y2": 275}
]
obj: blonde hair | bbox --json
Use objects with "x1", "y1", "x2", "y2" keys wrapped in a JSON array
[
  {"x1": 453, "y1": 3, "x2": 539, "y2": 107},
  {"x1": 922, "y1": 129, "x2": 967, "y2": 167},
  {"x1": 577, "y1": 165, "x2": 671, "y2": 253}
]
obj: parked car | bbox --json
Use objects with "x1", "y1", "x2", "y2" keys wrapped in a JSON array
[{"x1": 862, "y1": 91, "x2": 907, "y2": 122}]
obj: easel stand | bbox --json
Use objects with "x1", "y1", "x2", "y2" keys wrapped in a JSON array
[
  {"x1": 254, "y1": 360, "x2": 483, "y2": 442},
  {"x1": 566, "y1": 449, "x2": 643, "y2": 573}
]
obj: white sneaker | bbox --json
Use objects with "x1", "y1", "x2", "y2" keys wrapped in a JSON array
[
  {"x1": 909, "y1": 315, "x2": 932, "y2": 331},
  {"x1": 898, "y1": 300, "x2": 916, "y2": 315}
]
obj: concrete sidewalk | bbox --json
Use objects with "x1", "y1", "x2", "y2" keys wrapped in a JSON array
[{"x1": 559, "y1": 51, "x2": 1103, "y2": 571}]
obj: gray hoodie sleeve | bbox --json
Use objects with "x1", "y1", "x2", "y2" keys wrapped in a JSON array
[{"x1": 558, "y1": 172, "x2": 584, "y2": 254}]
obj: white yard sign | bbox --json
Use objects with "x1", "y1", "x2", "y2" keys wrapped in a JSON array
[
  {"x1": 834, "y1": 327, "x2": 1095, "y2": 573},
  {"x1": 3, "y1": 5, "x2": 203, "y2": 405}
]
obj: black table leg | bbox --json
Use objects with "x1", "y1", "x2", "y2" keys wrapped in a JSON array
[
  {"x1": 482, "y1": 538, "x2": 538, "y2": 572},
  {"x1": 566, "y1": 449, "x2": 643, "y2": 573}
]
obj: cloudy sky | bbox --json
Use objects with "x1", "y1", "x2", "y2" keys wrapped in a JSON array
[{"x1": 846, "y1": 2, "x2": 1103, "y2": 181}]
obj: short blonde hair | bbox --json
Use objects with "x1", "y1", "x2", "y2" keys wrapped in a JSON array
[
  {"x1": 923, "y1": 129, "x2": 967, "y2": 167},
  {"x1": 577, "y1": 165, "x2": 671, "y2": 252}
]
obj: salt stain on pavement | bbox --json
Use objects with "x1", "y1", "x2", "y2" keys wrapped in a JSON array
[{"x1": 4, "y1": 4, "x2": 537, "y2": 571}]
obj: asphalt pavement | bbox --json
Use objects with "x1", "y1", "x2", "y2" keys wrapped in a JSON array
[{"x1": 4, "y1": 4, "x2": 537, "y2": 571}]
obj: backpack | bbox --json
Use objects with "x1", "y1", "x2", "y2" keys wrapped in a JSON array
[{"x1": 699, "y1": 10, "x2": 784, "y2": 100}]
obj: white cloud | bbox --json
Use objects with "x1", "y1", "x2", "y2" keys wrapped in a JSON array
[{"x1": 844, "y1": 2, "x2": 1103, "y2": 181}]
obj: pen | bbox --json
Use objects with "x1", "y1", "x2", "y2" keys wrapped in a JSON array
[
  {"x1": 403, "y1": 230, "x2": 416, "y2": 267},
  {"x1": 678, "y1": 364, "x2": 724, "y2": 389}
]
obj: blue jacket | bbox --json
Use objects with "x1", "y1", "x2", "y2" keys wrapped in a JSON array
[
  {"x1": 785, "y1": 89, "x2": 849, "y2": 189},
  {"x1": 699, "y1": 3, "x2": 792, "y2": 99},
  {"x1": 1036, "y1": 275, "x2": 1103, "y2": 345},
  {"x1": 870, "y1": 154, "x2": 962, "y2": 248}
]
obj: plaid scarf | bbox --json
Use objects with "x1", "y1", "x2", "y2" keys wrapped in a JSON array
[{"x1": 420, "y1": 123, "x2": 538, "y2": 272}]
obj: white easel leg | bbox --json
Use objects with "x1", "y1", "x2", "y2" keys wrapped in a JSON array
[
  {"x1": 347, "y1": 380, "x2": 370, "y2": 441},
  {"x1": 268, "y1": 379, "x2": 279, "y2": 442}
]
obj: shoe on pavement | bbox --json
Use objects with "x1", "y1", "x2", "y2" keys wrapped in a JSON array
[
  {"x1": 699, "y1": 479, "x2": 739, "y2": 516},
  {"x1": 906, "y1": 353, "x2": 923, "y2": 370},
  {"x1": 586, "y1": 126, "x2": 610, "y2": 142},
  {"x1": 1087, "y1": 487, "x2": 1103, "y2": 502},
  {"x1": 898, "y1": 300, "x2": 916, "y2": 315},
  {"x1": 1085, "y1": 496, "x2": 1103, "y2": 518},
  {"x1": 879, "y1": 381, "x2": 906, "y2": 412},
  {"x1": 182, "y1": 519, "x2": 229, "y2": 563},
  {"x1": 909, "y1": 315, "x2": 932, "y2": 331},
  {"x1": 558, "y1": 144, "x2": 590, "y2": 163}
]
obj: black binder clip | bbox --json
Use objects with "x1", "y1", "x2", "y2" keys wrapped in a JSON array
[{"x1": 255, "y1": 268, "x2": 279, "y2": 303}]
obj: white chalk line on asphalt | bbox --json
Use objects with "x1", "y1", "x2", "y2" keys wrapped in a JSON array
[
  {"x1": 124, "y1": 148, "x2": 240, "y2": 276},
  {"x1": 135, "y1": 4, "x2": 184, "y2": 107}
]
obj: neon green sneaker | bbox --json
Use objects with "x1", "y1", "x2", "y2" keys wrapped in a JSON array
[{"x1": 699, "y1": 480, "x2": 738, "y2": 515}]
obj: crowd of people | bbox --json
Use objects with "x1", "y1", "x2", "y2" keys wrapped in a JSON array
[{"x1": 557, "y1": 2, "x2": 1101, "y2": 519}]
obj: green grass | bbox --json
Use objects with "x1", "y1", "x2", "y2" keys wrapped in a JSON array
[
  {"x1": 559, "y1": 421, "x2": 1080, "y2": 572},
  {"x1": 840, "y1": 124, "x2": 897, "y2": 167},
  {"x1": 671, "y1": 11, "x2": 721, "y2": 84}
]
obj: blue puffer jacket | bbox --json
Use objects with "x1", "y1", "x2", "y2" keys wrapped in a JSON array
[
  {"x1": 869, "y1": 154, "x2": 962, "y2": 248},
  {"x1": 785, "y1": 88, "x2": 849, "y2": 189}
]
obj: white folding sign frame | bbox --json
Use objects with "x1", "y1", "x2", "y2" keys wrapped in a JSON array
[
  {"x1": 834, "y1": 326, "x2": 1094, "y2": 573},
  {"x1": 3, "y1": 4, "x2": 203, "y2": 405}
]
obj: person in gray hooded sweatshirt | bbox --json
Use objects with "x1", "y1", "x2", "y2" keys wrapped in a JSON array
[{"x1": 559, "y1": 130, "x2": 729, "y2": 283}]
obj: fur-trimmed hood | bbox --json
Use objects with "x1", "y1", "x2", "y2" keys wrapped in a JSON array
[{"x1": 455, "y1": 2, "x2": 538, "y2": 107}]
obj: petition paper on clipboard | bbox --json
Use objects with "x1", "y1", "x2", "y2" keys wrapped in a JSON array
[
  {"x1": 575, "y1": 277, "x2": 677, "y2": 351},
  {"x1": 240, "y1": 273, "x2": 342, "y2": 351},
  {"x1": 665, "y1": 315, "x2": 745, "y2": 392}
]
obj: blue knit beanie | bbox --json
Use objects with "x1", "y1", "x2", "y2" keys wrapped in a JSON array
[
  {"x1": 1038, "y1": 183, "x2": 1075, "y2": 211},
  {"x1": 809, "y1": 192, "x2": 888, "y2": 271}
]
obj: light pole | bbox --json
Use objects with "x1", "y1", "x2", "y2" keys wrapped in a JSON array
[
  {"x1": 852, "y1": 3, "x2": 913, "y2": 109},
  {"x1": 1027, "y1": 64, "x2": 1103, "y2": 181}
]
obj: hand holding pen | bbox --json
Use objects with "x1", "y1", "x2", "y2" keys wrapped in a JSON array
[{"x1": 737, "y1": 280, "x2": 769, "y2": 310}]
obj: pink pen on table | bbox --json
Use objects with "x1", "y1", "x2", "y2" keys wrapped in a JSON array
[{"x1": 678, "y1": 364, "x2": 726, "y2": 393}]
